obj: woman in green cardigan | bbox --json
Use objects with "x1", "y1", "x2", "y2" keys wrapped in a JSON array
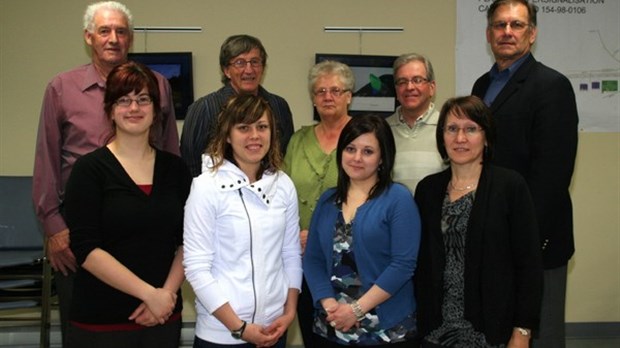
[{"x1": 284, "y1": 60, "x2": 354, "y2": 348}]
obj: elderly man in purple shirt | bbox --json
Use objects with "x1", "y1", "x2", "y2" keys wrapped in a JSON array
[{"x1": 32, "y1": 1, "x2": 179, "y2": 344}]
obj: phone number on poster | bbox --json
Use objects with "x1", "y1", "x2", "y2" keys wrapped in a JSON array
[{"x1": 539, "y1": 6, "x2": 587, "y2": 14}]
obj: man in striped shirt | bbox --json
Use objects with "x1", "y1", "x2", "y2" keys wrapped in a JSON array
[{"x1": 181, "y1": 34, "x2": 294, "y2": 177}]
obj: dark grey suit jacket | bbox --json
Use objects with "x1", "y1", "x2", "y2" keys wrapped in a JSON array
[{"x1": 472, "y1": 54, "x2": 578, "y2": 269}]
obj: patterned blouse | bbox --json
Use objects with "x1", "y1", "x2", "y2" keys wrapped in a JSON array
[
  {"x1": 422, "y1": 191, "x2": 505, "y2": 348},
  {"x1": 313, "y1": 211, "x2": 417, "y2": 346}
]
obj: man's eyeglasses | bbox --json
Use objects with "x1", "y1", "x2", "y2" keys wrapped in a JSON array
[
  {"x1": 229, "y1": 59, "x2": 263, "y2": 69},
  {"x1": 115, "y1": 95, "x2": 153, "y2": 107},
  {"x1": 489, "y1": 20, "x2": 530, "y2": 32},
  {"x1": 395, "y1": 76, "x2": 429, "y2": 87},
  {"x1": 313, "y1": 87, "x2": 349, "y2": 97},
  {"x1": 443, "y1": 125, "x2": 484, "y2": 137}
]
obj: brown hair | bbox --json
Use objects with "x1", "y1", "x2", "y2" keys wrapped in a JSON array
[
  {"x1": 104, "y1": 61, "x2": 162, "y2": 146},
  {"x1": 487, "y1": 0, "x2": 537, "y2": 27},
  {"x1": 334, "y1": 114, "x2": 395, "y2": 203},
  {"x1": 436, "y1": 96, "x2": 495, "y2": 163},
  {"x1": 207, "y1": 94, "x2": 282, "y2": 179},
  {"x1": 219, "y1": 35, "x2": 268, "y2": 84}
]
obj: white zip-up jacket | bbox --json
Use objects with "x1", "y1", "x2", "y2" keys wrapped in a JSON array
[{"x1": 184, "y1": 157, "x2": 302, "y2": 344}]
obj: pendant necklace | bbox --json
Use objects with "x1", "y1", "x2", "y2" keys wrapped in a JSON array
[{"x1": 449, "y1": 180, "x2": 477, "y2": 191}]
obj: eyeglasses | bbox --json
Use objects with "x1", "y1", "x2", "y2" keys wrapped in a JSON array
[
  {"x1": 229, "y1": 58, "x2": 263, "y2": 69},
  {"x1": 115, "y1": 95, "x2": 153, "y2": 107},
  {"x1": 443, "y1": 125, "x2": 484, "y2": 137},
  {"x1": 313, "y1": 87, "x2": 350, "y2": 97},
  {"x1": 489, "y1": 20, "x2": 530, "y2": 32},
  {"x1": 395, "y1": 76, "x2": 429, "y2": 87}
]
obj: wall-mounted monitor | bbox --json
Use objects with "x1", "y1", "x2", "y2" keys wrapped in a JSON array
[
  {"x1": 315, "y1": 53, "x2": 398, "y2": 119},
  {"x1": 128, "y1": 52, "x2": 194, "y2": 120}
]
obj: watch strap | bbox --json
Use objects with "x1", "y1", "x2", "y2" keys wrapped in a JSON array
[{"x1": 231, "y1": 320, "x2": 247, "y2": 339}]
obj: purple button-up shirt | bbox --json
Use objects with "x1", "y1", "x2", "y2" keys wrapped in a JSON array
[{"x1": 32, "y1": 63, "x2": 180, "y2": 237}]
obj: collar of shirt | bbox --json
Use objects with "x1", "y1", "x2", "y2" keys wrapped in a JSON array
[
  {"x1": 484, "y1": 53, "x2": 530, "y2": 106},
  {"x1": 81, "y1": 63, "x2": 106, "y2": 92},
  {"x1": 223, "y1": 82, "x2": 270, "y2": 99},
  {"x1": 489, "y1": 52, "x2": 530, "y2": 81},
  {"x1": 397, "y1": 103, "x2": 435, "y2": 128}
]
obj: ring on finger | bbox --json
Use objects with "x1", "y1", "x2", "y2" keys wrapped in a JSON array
[{"x1": 330, "y1": 321, "x2": 337, "y2": 327}]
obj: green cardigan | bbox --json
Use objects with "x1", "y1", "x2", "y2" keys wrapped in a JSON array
[{"x1": 283, "y1": 125, "x2": 338, "y2": 230}]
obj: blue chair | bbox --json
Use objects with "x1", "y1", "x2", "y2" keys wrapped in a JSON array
[{"x1": 0, "y1": 176, "x2": 52, "y2": 348}]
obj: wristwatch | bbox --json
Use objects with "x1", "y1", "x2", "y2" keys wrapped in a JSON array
[
  {"x1": 516, "y1": 327, "x2": 531, "y2": 337},
  {"x1": 231, "y1": 320, "x2": 247, "y2": 339}
]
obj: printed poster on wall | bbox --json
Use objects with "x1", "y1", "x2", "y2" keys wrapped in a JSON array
[{"x1": 456, "y1": 0, "x2": 619, "y2": 132}]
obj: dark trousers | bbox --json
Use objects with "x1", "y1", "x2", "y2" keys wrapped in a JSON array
[
  {"x1": 55, "y1": 208, "x2": 75, "y2": 347},
  {"x1": 54, "y1": 269, "x2": 75, "y2": 347},
  {"x1": 296, "y1": 277, "x2": 316, "y2": 347},
  {"x1": 66, "y1": 319, "x2": 182, "y2": 348},
  {"x1": 193, "y1": 333, "x2": 287, "y2": 348},
  {"x1": 532, "y1": 265, "x2": 568, "y2": 348}
]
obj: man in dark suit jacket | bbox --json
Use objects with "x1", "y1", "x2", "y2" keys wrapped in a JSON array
[{"x1": 471, "y1": 1, "x2": 578, "y2": 347}]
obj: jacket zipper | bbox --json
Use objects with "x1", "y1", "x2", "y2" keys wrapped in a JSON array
[{"x1": 238, "y1": 189, "x2": 257, "y2": 323}]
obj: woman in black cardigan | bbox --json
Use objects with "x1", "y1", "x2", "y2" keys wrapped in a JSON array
[
  {"x1": 414, "y1": 96, "x2": 543, "y2": 347},
  {"x1": 64, "y1": 62, "x2": 191, "y2": 348}
]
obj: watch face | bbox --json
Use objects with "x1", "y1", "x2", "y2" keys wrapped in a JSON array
[
  {"x1": 517, "y1": 328, "x2": 530, "y2": 336},
  {"x1": 231, "y1": 321, "x2": 246, "y2": 339}
]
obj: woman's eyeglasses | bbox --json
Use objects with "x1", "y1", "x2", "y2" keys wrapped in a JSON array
[
  {"x1": 443, "y1": 125, "x2": 484, "y2": 137},
  {"x1": 115, "y1": 95, "x2": 153, "y2": 107},
  {"x1": 313, "y1": 87, "x2": 349, "y2": 97}
]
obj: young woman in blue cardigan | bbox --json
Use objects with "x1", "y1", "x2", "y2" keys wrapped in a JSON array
[{"x1": 303, "y1": 114, "x2": 421, "y2": 347}]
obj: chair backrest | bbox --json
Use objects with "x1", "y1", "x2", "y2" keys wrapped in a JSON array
[{"x1": 0, "y1": 176, "x2": 43, "y2": 250}]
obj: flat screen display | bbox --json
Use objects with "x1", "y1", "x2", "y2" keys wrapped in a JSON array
[{"x1": 128, "y1": 52, "x2": 194, "y2": 120}]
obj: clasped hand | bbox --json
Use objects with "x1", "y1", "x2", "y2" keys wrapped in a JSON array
[
  {"x1": 324, "y1": 301, "x2": 359, "y2": 333},
  {"x1": 242, "y1": 312, "x2": 294, "y2": 347},
  {"x1": 129, "y1": 288, "x2": 177, "y2": 326}
]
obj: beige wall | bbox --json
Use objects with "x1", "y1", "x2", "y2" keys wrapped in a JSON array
[{"x1": 1, "y1": 0, "x2": 618, "y2": 340}]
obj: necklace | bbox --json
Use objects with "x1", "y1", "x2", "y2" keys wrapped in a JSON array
[{"x1": 449, "y1": 180, "x2": 477, "y2": 191}]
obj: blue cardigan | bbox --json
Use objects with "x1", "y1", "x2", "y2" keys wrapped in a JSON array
[{"x1": 303, "y1": 183, "x2": 421, "y2": 329}]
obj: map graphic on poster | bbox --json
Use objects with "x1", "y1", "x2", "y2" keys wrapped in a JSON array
[{"x1": 456, "y1": 0, "x2": 619, "y2": 132}]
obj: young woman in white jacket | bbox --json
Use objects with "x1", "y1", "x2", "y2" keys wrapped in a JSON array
[{"x1": 183, "y1": 94, "x2": 302, "y2": 348}]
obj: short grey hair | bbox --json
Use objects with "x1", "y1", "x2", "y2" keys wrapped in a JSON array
[
  {"x1": 393, "y1": 53, "x2": 435, "y2": 82},
  {"x1": 307, "y1": 60, "x2": 355, "y2": 99},
  {"x1": 83, "y1": 1, "x2": 133, "y2": 33}
]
